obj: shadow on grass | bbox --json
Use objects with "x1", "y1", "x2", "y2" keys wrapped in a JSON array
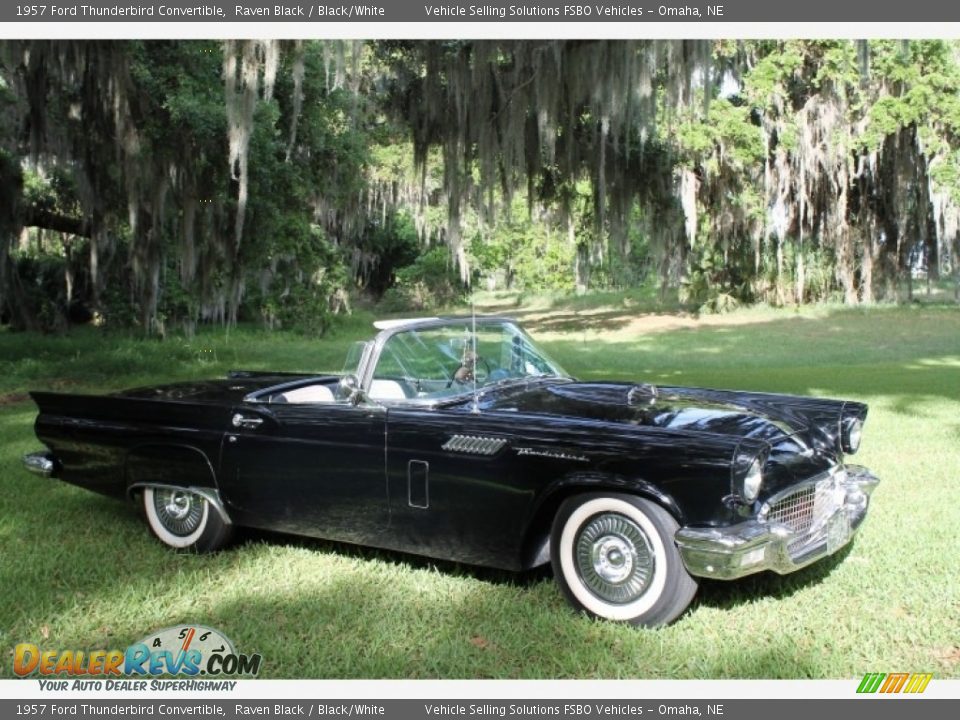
[
  {"x1": 693, "y1": 543, "x2": 855, "y2": 612},
  {"x1": 198, "y1": 560, "x2": 831, "y2": 678},
  {"x1": 509, "y1": 309, "x2": 650, "y2": 335},
  {"x1": 237, "y1": 527, "x2": 553, "y2": 589},
  {"x1": 241, "y1": 525, "x2": 856, "y2": 611}
]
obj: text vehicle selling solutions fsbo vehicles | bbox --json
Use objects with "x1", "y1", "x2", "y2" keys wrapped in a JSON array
[{"x1": 23, "y1": 317, "x2": 879, "y2": 625}]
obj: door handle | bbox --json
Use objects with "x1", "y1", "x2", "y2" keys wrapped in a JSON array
[{"x1": 232, "y1": 413, "x2": 264, "y2": 429}]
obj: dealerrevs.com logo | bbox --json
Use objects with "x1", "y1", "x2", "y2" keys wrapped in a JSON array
[
  {"x1": 857, "y1": 672, "x2": 933, "y2": 694},
  {"x1": 14, "y1": 625, "x2": 262, "y2": 684}
]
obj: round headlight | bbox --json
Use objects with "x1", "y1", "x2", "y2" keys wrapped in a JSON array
[
  {"x1": 842, "y1": 417, "x2": 863, "y2": 455},
  {"x1": 742, "y1": 457, "x2": 763, "y2": 502}
]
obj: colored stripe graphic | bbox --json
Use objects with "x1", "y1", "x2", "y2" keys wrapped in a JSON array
[
  {"x1": 880, "y1": 673, "x2": 909, "y2": 693},
  {"x1": 904, "y1": 674, "x2": 933, "y2": 693},
  {"x1": 857, "y1": 672, "x2": 932, "y2": 694},
  {"x1": 857, "y1": 673, "x2": 885, "y2": 693}
]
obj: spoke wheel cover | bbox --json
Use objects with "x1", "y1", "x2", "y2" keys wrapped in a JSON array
[
  {"x1": 144, "y1": 487, "x2": 210, "y2": 549},
  {"x1": 557, "y1": 496, "x2": 670, "y2": 621},
  {"x1": 152, "y1": 488, "x2": 205, "y2": 537},
  {"x1": 575, "y1": 513, "x2": 655, "y2": 604}
]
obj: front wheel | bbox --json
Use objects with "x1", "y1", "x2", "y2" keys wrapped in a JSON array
[
  {"x1": 142, "y1": 487, "x2": 232, "y2": 553},
  {"x1": 551, "y1": 494, "x2": 698, "y2": 626}
]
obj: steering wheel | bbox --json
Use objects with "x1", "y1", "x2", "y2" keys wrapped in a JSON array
[{"x1": 447, "y1": 356, "x2": 492, "y2": 387}]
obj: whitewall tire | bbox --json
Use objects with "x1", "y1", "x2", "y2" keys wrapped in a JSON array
[
  {"x1": 142, "y1": 487, "x2": 232, "y2": 553},
  {"x1": 551, "y1": 493, "x2": 698, "y2": 626}
]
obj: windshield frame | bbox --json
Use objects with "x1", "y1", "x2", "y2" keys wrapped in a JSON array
[{"x1": 358, "y1": 317, "x2": 569, "y2": 405}]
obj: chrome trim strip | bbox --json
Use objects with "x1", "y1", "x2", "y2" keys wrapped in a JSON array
[
  {"x1": 127, "y1": 483, "x2": 233, "y2": 525},
  {"x1": 675, "y1": 465, "x2": 880, "y2": 580},
  {"x1": 515, "y1": 447, "x2": 588, "y2": 463},
  {"x1": 23, "y1": 451, "x2": 56, "y2": 478}
]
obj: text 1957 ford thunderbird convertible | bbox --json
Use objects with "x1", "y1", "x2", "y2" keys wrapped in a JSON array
[{"x1": 23, "y1": 316, "x2": 879, "y2": 626}]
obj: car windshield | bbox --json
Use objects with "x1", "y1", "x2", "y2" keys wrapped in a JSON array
[{"x1": 368, "y1": 320, "x2": 568, "y2": 402}]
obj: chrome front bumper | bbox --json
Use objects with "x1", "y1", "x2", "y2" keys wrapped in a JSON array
[
  {"x1": 675, "y1": 465, "x2": 879, "y2": 580},
  {"x1": 22, "y1": 451, "x2": 57, "y2": 478}
]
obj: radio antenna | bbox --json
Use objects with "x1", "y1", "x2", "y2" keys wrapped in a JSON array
[{"x1": 470, "y1": 292, "x2": 479, "y2": 414}]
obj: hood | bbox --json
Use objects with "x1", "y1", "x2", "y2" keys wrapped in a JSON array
[
  {"x1": 480, "y1": 380, "x2": 852, "y2": 486},
  {"x1": 482, "y1": 381, "x2": 805, "y2": 440}
]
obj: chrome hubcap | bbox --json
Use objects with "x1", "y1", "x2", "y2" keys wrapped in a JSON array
[
  {"x1": 592, "y1": 536, "x2": 635, "y2": 583},
  {"x1": 575, "y1": 513, "x2": 654, "y2": 604},
  {"x1": 153, "y1": 489, "x2": 204, "y2": 537}
]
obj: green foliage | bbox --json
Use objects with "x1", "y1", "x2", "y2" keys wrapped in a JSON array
[
  {"x1": 680, "y1": 244, "x2": 748, "y2": 314},
  {"x1": 468, "y1": 213, "x2": 576, "y2": 293},
  {"x1": 5, "y1": 39, "x2": 960, "y2": 334},
  {"x1": 7, "y1": 255, "x2": 69, "y2": 332},
  {"x1": 380, "y1": 246, "x2": 465, "y2": 311},
  {"x1": 590, "y1": 230, "x2": 653, "y2": 290},
  {"x1": 2, "y1": 40, "x2": 379, "y2": 336},
  {"x1": 353, "y1": 211, "x2": 420, "y2": 297},
  {"x1": 675, "y1": 98, "x2": 764, "y2": 170},
  {"x1": 21, "y1": 168, "x2": 82, "y2": 222},
  {"x1": 245, "y1": 225, "x2": 350, "y2": 335}
]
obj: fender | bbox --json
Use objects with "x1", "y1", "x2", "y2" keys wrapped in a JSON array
[{"x1": 520, "y1": 471, "x2": 685, "y2": 570}]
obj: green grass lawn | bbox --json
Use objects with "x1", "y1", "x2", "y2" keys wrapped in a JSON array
[{"x1": 1, "y1": 302, "x2": 959, "y2": 679}]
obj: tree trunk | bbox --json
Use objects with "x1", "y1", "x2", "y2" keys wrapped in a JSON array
[
  {"x1": 775, "y1": 235, "x2": 784, "y2": 305},
  {"x1": 953, "y1": 233, "x2": 960, "y2": 302},
  {"x1": 795, "y1": 235, "x2": 805, "y2": 305},
  {"x1": 861, "y1": 228, "x2": 875, "y2": 304},
  {"x1": 570, "y1": 215, "x2": 589, "y2": 294},
  {"x1": 837, "y1": 228, "x2": 858, "y2": 305},
  {"x1": 574, "y1": 244, "x2": 590, "y2": 294},
  {"x1": 925, "y1": 209, "x2": 940, "y2": 281}
]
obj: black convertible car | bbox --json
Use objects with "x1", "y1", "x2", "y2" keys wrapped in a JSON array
[{"x1": 24, "y1": 316, "x2": 879, "y2": 626}]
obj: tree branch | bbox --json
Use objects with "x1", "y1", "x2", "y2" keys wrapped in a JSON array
[{"x1": 20, "y1": 207, "x2": 92, "y2": 237}]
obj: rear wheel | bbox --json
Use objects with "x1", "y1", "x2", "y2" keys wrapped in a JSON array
[
  {"x1": 551, "y1": 493, "x2": 697, "y2": 626},
  {"x1": 142, "y1": 487, "x2": 232, "y2": 553}
]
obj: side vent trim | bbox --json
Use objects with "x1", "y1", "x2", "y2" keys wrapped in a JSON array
[{"x1": 441, "y1": 435, "x2": 507, "y2": 456}]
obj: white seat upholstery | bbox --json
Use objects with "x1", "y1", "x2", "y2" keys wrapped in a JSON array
[
  {"x1": 369, "y1": 379, "x2": 408, "y2": 400},
  {"x1": 278, "y1": 385, "x2": 335, "y2": 404}
]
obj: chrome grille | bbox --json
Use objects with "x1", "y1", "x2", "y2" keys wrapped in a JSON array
[
  {"x1": 766, "y1": 484, "x2": 817, "y2": 533},
  {"x1": 763, "y1": 474, "x2": 840, "y2": 545}
]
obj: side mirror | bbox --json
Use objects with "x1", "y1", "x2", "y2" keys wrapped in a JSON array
[{"x1": 337, "y1": 374, "x2": 365, "y2": 406}]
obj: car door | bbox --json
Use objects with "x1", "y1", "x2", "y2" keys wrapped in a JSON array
[
  {"x1": 383, "y1": 407, "x2": 538, "y2": 570},
  {"x1": 218, "y1": 400, "x2": 388, "y2": 545}
]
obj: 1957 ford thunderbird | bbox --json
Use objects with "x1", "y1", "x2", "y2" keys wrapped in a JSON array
[{"x1": 23, "y1": 316, "x2": 879, "y2": 626}]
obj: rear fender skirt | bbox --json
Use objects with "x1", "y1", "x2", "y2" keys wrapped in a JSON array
[
  {"x1": 126, "y1": 482, "x2": 233, "y2": 525},
  {"x1": 123, "y1": 444, "x2": 230, "y2": 524}
]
